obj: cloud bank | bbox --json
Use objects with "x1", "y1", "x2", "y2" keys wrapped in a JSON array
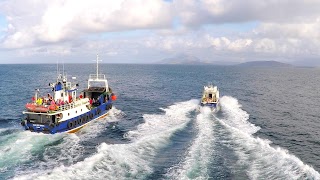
[{"x1": 0, "y1": 0, "x2": 320, "y2": 64}]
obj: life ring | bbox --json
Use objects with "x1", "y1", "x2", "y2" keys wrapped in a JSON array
[
  {"x1": 67, "y1": 121, "x2": 73, "y2": 129},
  {"x1": 89, "y1": 113, "x2": 94, "y2": 119},
  {"x1": 106, "y1": 104, "x2": 112, "y2": 110},
  {"x1": 81, "y1": 116, "x2": 86, "y2": 123},
  {"x1": 78, "y1": 117, "x2": 83, "y2": 124}
]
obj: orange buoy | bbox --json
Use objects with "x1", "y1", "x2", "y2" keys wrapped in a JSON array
[{"x1": 111, "y1": 94, "x2": 117, "y2": 101}]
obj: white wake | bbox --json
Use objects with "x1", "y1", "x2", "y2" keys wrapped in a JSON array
[
  {"x1": 13, "y1": 100, "x2": 198, "y2": 180},
  {"x1": 218, "y1": 96, "x2": 320, "y2": 179},
  {"x1": 166, "y1": 106, "x2": 216, "y2": 180},
  {"x1": 7, "y1": 108, "x2": 122, "y2": 178}
]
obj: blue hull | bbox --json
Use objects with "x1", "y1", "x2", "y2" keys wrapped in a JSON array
[
  {"x1": 200, "y1": 102, "x2": 220, "y2": 112},
  {"x1": 23, "y1": 101, "x2": 113, "y2": 134},
  {"x1": 200, "y1": 102, "x2": 218, "y2": 108}
]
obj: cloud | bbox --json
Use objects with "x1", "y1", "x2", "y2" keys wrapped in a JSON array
[
  {"x1": 0, "y1": 0, "x2": 173, "y2": 48},
  {"x1": 0, "y1": 0, "x2": 320, "y2": 65},
  {"x1": 175, "y1": 0, "x2": 320, "y2": 26},
  {"x1": 254, "y1": 22, "x2": 320, "y2": 40}
]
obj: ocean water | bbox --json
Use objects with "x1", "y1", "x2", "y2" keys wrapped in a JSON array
[{"x1": 0, "y1": 64, "x2": 319, "y2": 179}]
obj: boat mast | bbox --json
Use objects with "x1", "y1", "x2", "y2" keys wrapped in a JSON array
[
  {"x1": 96, "y1": 54, "x2": 99, "y2": 77},
  {"x1": 56, "y1": 60, "x2": 59, "y2": 81},
  {"x1": 63, "y1": 62, "x2": 65, "y2": 79},
  {"x1": 95, "y1": 54, "x2": 102, "y2": 79}
]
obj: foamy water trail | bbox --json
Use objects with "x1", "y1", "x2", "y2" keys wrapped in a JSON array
[
  {"x1": 0, "y1": 131, "x2": 63, "y2": 175},
  {"x1": 219, "y1": 96, "x2": 320, "y2": 179},
  {"x1": 77, "y1": 107, "x2": 124, "y2": 139},
  {"x1": 166, "y1": 106, "x2": 216, "y2": 180},
  {"x1": 219, "y1": 96, "x2": 260, "y2": 135},
  {"x1": 13, "y1": 100, "x2": 198, "y2": 180},
  {"x1": 9, "y1": 108, "x2": 122, "y2": 178}
]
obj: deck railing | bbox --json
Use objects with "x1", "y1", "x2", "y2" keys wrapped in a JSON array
[
  {"x1": 57, "y1": 98, "x2": 89, "y2": 111},
  {"x1": 89, "y1": 74, "x2": 105, "y2": 80}
]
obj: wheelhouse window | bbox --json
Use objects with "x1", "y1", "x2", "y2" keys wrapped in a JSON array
[{"x1": 27, "y1": 114, "x2": 51, "y2": 124}]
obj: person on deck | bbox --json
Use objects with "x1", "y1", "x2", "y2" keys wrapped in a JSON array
[{"x1": 89, "y1": 98, "x2": 93, "y2": 109}]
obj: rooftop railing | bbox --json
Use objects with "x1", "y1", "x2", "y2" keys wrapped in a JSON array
[{"x1": 89, "y1": 74, "x2": 106, "y2": 80}]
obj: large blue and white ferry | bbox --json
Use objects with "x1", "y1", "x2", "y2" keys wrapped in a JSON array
[
  {"x1": 200, "y1": 83, "x2": 220, "y2": 112},
  {"x1": 21, "y1": 55, "x2": 116, "y2": 134}
]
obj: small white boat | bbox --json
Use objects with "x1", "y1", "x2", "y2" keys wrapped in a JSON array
[{"x1": 200, "y1": 83, "x2": 220, "y2": 111}]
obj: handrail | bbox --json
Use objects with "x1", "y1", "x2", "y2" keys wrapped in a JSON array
[
  {"x1": 89, "y1": 74, "x2": 106, "y2": 80},
  {"x1": 57, "y1": 98, "x2": 89, "y2": 111}
]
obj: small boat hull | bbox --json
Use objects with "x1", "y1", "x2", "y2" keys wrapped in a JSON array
[{"x1": 200, "y1": 102, "x2": 220, "y2": 112}]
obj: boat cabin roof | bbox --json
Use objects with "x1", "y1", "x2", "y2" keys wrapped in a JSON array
[{"x1": 84, "y1": 87, "x2": 106, "y2": 92}]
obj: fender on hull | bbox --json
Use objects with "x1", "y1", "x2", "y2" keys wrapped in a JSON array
[{"x1": 23, "y1": 102, "x2": 113, "y2": 134}]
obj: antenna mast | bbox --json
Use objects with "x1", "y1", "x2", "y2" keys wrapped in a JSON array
[
  {"x1": 63, "y1": 62, "x2": 65, "y2": 78},
  {"x1": 56, "y1": 60, "x2": 59, "y2": 81},
  {"x1": 96, "y1": 54, "x2": 99, "y2": 77},
  {"x1": 96, "y1": 54, "x2": 102, "y2": 78}
]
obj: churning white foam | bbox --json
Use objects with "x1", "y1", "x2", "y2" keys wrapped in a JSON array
[
  {"x1": 8, "y1": 108, "x2": 123, "y2": 178},
  {"x1": 77, "y1": 107, "x2": 124, "y2": 139},
  {"x1": 219, "y1": 96, "x2": 260, "y2": 135},
  {"x1": 0, "y1": 131, "x2": 63, "y2": 174},
  {"x1": 166, "y1": 106, "x2": 216, "y2": 180},
  {"x1": 13, "y1": 100, "x2": 198, "y2": 180},
  {"x1": 218, "y1": 96, "x2": 320, "y2": 179}
]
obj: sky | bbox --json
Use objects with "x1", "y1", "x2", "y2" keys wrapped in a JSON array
[{"x1": 0, "y1": 0, "x2": 320, "y2": 65}]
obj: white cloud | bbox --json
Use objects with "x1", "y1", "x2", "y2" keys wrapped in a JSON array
[
  {"x1": 228, "y1": 39, "x2": 252, "y2": 51},
  {"x1": 254, "y1": 22, "x2": 320, "y2": 40},
  {"x1": 206, "y1": 36, "x2": 253, "y2": 52},
  {"x1": 253, "y1": 38, "x2": 276, "y2": 53},
  {"x1": 1, "y1": 0, "x2": 173, "y2": 48},
  {"x1": 0, "y1": 0, "x2": 320, "y2": 65},
  {"x1": 175, "y1": 0, "x2": 320, "y2": 25}
]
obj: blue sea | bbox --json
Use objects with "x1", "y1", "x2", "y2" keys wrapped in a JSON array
[{"x1": 0, "y1": 64, "x2": 320, "y2": 179}]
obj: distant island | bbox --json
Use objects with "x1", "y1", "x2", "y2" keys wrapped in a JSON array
[
  {"x1": 156, "y1": 55, "x2": 293, "y2": 67},
  {"x1": 156, "y1": 54, "x2": 209, "y2": 65},
  {"x1": 236, "y1": 61, "x2": 293, "y2": 67}
]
